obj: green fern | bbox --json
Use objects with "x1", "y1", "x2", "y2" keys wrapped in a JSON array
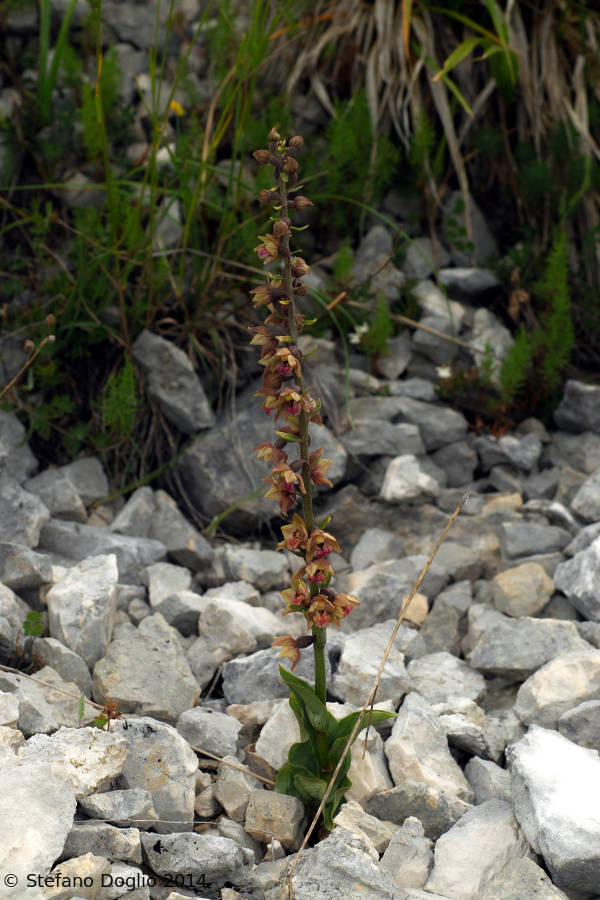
[
  {"x1": 324, "y1": 92, "x2": 400, "y2": 229},
  {"x1": 500, "y1": 229, "x2": 572, "y2": 405},
  {"x1": 534, "y1": 229, "x2": 573, "y2": 392},
  {"x1": 102, "y1": 355, "x2": 139, "y2": 441},
  {"x1": 332, "y1": 241, "x2": 354, "y2": 284},
  {"x1": 362, "y1": 293, "x2": 393, "y2": 360},
  {"x1": 500, "y1": 327, "x2": 533, "y2": 403}
]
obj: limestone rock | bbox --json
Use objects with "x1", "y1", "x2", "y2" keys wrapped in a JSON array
[
  {"x1": 490, "y1": 562, "x2": 554, "y2": 617},
  {"x1": 333, "y1": 799, "x2": 396, "y2": 854},
  {"x1": 19, "y1": 726, "x2": 129, "y2": 799},
  {"x1": 464, "y1": 757, "x2": 511, "y2": 805},
  {"x1": 0, "y1": 745, "x2": 76, "y2": 893},
  {"x1": 380, "y1": 454, "x2": 442, "y2": 502},
  {"x1": 507, "y1": 726, "x2": 600, "y2": 892},
  {"x1": 79, "y1": 788, "x2": 157, "y2": 828},
  {"x1": 46, "y1": 554, "x2": 118, "y2": 667},
  {"x1": 424, "y1": 800, "x2": 534, "y2": 900},
  {"x1": 380, "y1": 816, "x2": 433, "y2": 889},
  {"x1": 553, "y1": 380, "x2": 600, "y2": 434},
  {"x1": 31, "y1": 637, "x2": 92, "y2": 696},
  {"x1": 366, "y1": 782, "x2": 471, "y2": 841},
  {"x1": 469, "y1": 616, "x2": 590, "y2": 680},
  {"x1": 385, "y1": 693, "x2": 474, "y2": 802},
  {"x1": 267, "y1": 827, "x2": 399, "y2": 900},
  {"x1": 0, "y1": 475, "x2": 49, "y2": 547},
  {"x1": 214, "y1": 755, "x2": 258, "y2": 823},
  {"x1": 245, "y1": 789, "x2": 306, "y2": 851},
  {"x1": 61, "y1": 457, "x2": 109, "y2": 505},
  {"x1": 558, "y1": 699, "x2": 600, "y2": 750},
  {"x1": 92, "y1": 613, "x2": 200, "y2": 722},
  {"x1": 39, "y1": 519, "x2": 166, "y2": 584},
  {"x1": 61, "y1": 821, "x2": 142, "y2": 864},
  {"x1": 332, "y1": 622, "x2": 409, "y2": 706},
  {"x1": 140, "y1": 831, "x2": 253, "y2": 894},
  {"x1": 132, "y1": 330, "x2": 215, "y2": 434},
  {"x1": 0, "y1": 542, "x2": 52, "y2": 590},
  {"x1": 25, "y1": 467, "x2": 87, "y2": 522},
  {"x1": 479, "y1": 857, "x2": 570, "y2": 900},
  {"x1": 515, "y1": 651, "x2": 600, "y2": 728},
  {"x1": 110, "y1": 716, "x2": 198, "y2": 834},
  {"x1": 407, "y1": 652, "x2": 486, "y2": 705},
  {"x1": 554, "y1": 536, "x2": 600, "y2": 621},
  {"x1": 176, "y1": 706, "x2": 242, "y2": 758}
]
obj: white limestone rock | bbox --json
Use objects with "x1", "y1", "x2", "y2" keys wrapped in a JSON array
[
  {"x1": 332, "y1": 622, "x2": 409, "y2": 707},
  {"x1": 385, "y1": 692, "x2": 474, "y2": 802},
  {"x1": 18, "y1": 726, "x2": 129, "y2": 799},
  {"x1": 424, "y1": 799, "x2": 534, "y2": 900},
  {"x1": 407, "y1": 652, "x2": 486, "y2": 705},
  {"x1": 507, "y1": 726, "x2": 600, "y2": 893},
  {"x1": 46, "y1": 554, "x2": 118, "y2": 667},
  {"x1": 380, "y1": 816, "x2": 433, "y2": 889},
  {"x1": 380, "y1": 454, "x2": 442, "y2": 502},
  {"x1": 515, "y1": 651, "x2": 600, "y2": 728},
  {"x1": 92, "y1": 613, "x2": 200, "y2": 723},
  {"x1": 110, "y1": 716, "x2": 198, "y2": 834},
  {"x1": 0, "y1": 745, "x2": 76, "y2": 896}
]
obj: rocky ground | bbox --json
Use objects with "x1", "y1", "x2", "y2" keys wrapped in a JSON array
[{"x1": 2, "y1": 242, "x2": 600, "y2": 900}]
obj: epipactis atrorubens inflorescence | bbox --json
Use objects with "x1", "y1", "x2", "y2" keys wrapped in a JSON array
[{"x1": 249, "y1": 127, "x2": 359, "y2": 672}]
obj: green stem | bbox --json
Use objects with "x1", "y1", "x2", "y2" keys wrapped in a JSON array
[{"x1": 312, "y1": 625, "x2": 327, "y2": 705}]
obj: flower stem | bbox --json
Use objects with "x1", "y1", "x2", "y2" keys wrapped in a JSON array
[
  {"x1": 279, "y1": 172, "x2": 324, "y2": 697},
  {"x1": 312, "y1": 625, "x2": 327, "y2": 705}
]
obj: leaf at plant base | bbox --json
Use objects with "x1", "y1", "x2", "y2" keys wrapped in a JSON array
[
  {"x1": 323, "y1": 775, "x2": 352, "y2": 831},
  {"x1": 279, "y1": 665, "x2": 329, "y2": 733},
  {"x1": 293, "y1": 773, "x2": 328, "y2": 803},
  {"x1": 275, "y1": 763, "x2": 305, "y2": 801},
  {"x1": 332, "y1": 707, "x2": 397, "y2": 743},
  {"x1": 289, "y1": 738, "x2": 320, "y2": 776},
  {"x1": 327, "y1": 738, "x2": 354, "y2": 775},
  {"x1": 289, "y1": 691, "x2": 312, "y2": 742}
]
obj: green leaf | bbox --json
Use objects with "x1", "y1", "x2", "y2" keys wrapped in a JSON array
[
  {"x1": 289, "y1": 691, "x2": 311, "y2": 742},
  {"x1": 78, "y1": 694, "x2": 85, "y2": 724},
  {"x1": 433, "y1": 37, "x2": 481, "y2": 83},
  {"x1": 293, "y1": 774, "x2": 328, "y2": 803},
  {"x1": 440, "y1": 72, "x2": 473, "y2": 117},
  {"x1": 279, "y1": 665, "x2": 330, "y2": 733},
  {"x1": 94, "y1": 715, "x2": 108, "y2": 729},
  {"x1": 332, "y1": 708, "x2": 397, "y2": 743},
  {"x1": 23, "y1": 610, "x2": 44, "y2": 638},
  {"x1": 329, "y1": 708, "x2": 397, "y2": 764},
  {"x1": 323, "y1": 775, "x2": 352, "y2": 830},
  {"x1": 288, "y1": 739, "x2": 320, "y2": 776},
  {"x1": 275, "y1": 763, "x2": 304, "y2": 800}
]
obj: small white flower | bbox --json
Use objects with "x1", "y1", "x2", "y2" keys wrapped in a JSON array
[
  {"x1": 349, "y1": 323, "x2": 369, "y2": 345},
  {"x1": 436, "y1": 365, "x2": 452, "y2": 379}
]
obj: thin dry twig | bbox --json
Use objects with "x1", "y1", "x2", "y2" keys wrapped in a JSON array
[
  {"x1": 0, "y1": 332, "x2": 55, "y2": 400},
  {"x1": 279, "y1": 488, "x2": 470, "y2": 900}
]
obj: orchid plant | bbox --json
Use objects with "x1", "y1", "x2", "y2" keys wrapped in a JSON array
[{"x1": 250, "y1": 128, "x2": 394, "y2": 831}]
